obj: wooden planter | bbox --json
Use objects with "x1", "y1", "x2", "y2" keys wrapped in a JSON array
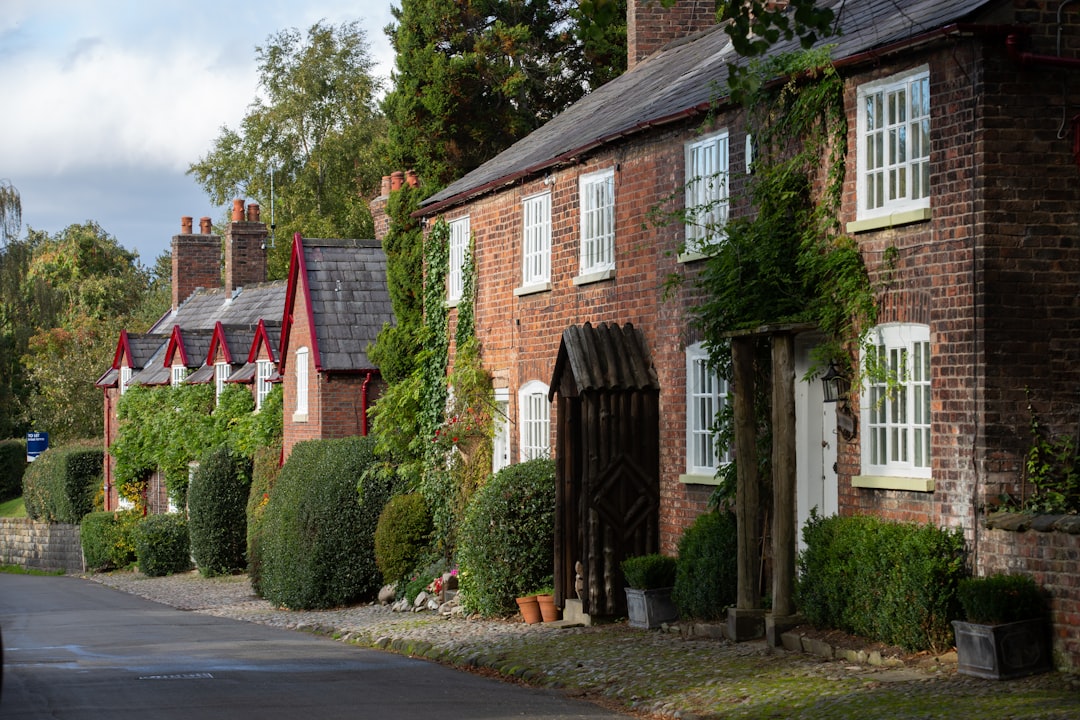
[
  {"x1": 952, "y1": 618, "x2": 1052, "y2": 680},
  {"x1": 625, "y1": 587, "x2": 678, "y2": 629}
]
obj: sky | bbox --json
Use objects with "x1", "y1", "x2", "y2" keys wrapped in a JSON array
[{"x1": 0, "y1": 0, "x2": 397, "y2": 265}]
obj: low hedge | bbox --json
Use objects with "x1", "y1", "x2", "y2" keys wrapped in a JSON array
[
  {"x1": 23, "y1": 442, "x2": 103, "y2": 524},
  {"x1": 81, "y1": 510, "x2": 140, "y2": 571},
  {"x1": 188, "y1": 446, "x2": 251, "y2": 577},
  {"x1": 672, "y1": 509, "x2": 738, "y2": 620},
  {"x1": 796, "y1": 513, "x2": 966, "y2": 652},
  {"x1": 374, "y1": 492, "x2": 433, "y2": 585},
  {"x1": 134, "y1": 513, "x2": 192, "y2": 577},
  {"x1": 0, "y1": 439, "x2": 26, "y2": 502},
  {"x1": 457, "y1": 458, "x2": 556, "y2": 617},
  {"x1": 246, "y1": 442, "x2": 282, "y2": 595},
  {"x1": 258, "y1": 437, "x2": 391, "y2": 609}
]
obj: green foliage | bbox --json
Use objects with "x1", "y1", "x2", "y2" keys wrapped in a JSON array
[
  {"x1": 621, "y1": 553, "x2": 677, "y2": 590},
  {"x1": 457, "y1": 458, "x2": 556, "y2": 617},
  {"x1": 796, "y1": 513, "x2": 966, "y2": 652},
  {"x1": 188, "y1": 446, "x2": 252, "y2": 577},
  {"x1": 245, "y1": 441, "x2": 282, "y2": 596},
  {"x1": 672, "y1": 510, "x2": 739, "y2": 620},
  {"x1": 371, "y1": 184, "x2": 424, "y2": 384},
  {"x1": 80, "y1": 510, "x2": 140, "y2": 571},
  {"x1": 1013, "y1": 394, "x2": 1080, "y2": 514},
  {"x1": 258, "y1": 437, "x2": 392, "y2": 609},
  {"x1": 21, "y1": 442, "x2": 102, "y2": 524},
  {"x1": 374, "y1": 493, "x2": 433, "y2": 585},
  {"x1": 958, "y1": 573, "x2": 1046, "y2": 624},
  {"x1": 0, "y1": 439, "x2": 26, "y2": 502},
  {"x1": 188, "y1": 21, "x2": 386, "y2": 279},
  {"x1": 134, "y1": 513, "x2": 192, "y2": 577}
]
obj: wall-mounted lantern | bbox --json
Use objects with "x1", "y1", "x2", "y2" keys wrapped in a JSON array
[{"x1": 821, "y1": 362, "x2": 851, "y2": 404}]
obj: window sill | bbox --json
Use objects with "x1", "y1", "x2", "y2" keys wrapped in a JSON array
[
  {"x1": 513, "y1": 282, "x2": 552, "y2": 297},
  {"x1": 573, "y1": 267, "x2": 615, "y2": 286},
  {"x1": 847, "y1": 207, "x2": 931, "y2": 234},
  {"x1": 446, "y1": 297, "x2": 460, "y2": 309},
  {"x1": 677, "y1": 249, "x2": 710, "y2": 264},
  {"x1": 852, "y1": 474, "x2": 934, "y2": 492},
  {"x1": 679, "y1": 472, "x2": 723, "y2": 486},
  {"x1": 292, "y1": 412, "x2": 308, "y2": 423}
]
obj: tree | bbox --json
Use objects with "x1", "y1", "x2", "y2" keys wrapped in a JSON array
[
  {"x1": 188, "y1": 21, "x2": 388, "y2": 278},
  {"x1": 381, "y1": 0, "x2": 626, "y2": 190}
]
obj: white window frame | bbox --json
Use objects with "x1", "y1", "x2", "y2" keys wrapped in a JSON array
[
  {"x1": 518, "y1": 380, "x2": 550, "y2": 461},
  {"x1": 856, "y1": 65, "x2": 931, "y2": 222},
  {"x1": 447, "y1": 216, "x2": 469, "y2": 305},
  {"x1": 214, "y1": 362, "x2": 230, "y2": 402},
  {"x1": 685, "y1": 342, "x2": 731, "y2": 477},
  {"x1": 492, "y1": 388, "x2": 510, "y2": 474},
  {"x1": 295, "y1": 347, "x2": 309, "y2": 418},
  {"x1": 521, "y1": 191, "x2": 551, "y2": 288},
  {"x1": 579, "y1": 168, "x2": 615, "y2": 276},
  {"x1": 860, "y1": 323, "x2": 931, "y2": 479},
  {"x1": 684, "y1": 130, "x2": 729, "y2": 255},
  {"x1": 119, "y1": 365, "x2": 132, "y2": 395},
  {"x1": 170, "y1": 364, "x2": 187, "y2": 387},
  {"x1": 256, "y1": 359, "x2": 273, "y2": 411}
]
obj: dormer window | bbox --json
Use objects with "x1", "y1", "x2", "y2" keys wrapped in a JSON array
[
  {"x1": 215, "y1": 362, "x2": 230, "y2": 402},
  {"x1": 171, "y1": 365, "x2": 188, "y2": 387},
  {"x1": 119, "y1": 366, "x2": 132, "y2": 395}
]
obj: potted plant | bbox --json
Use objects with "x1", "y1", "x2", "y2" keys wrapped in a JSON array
[
  {"x1": 952, "y1": 573, "x2": 1052, "y2": 680},
  {"x1": 621, "y1": 554, "x2": 678, "y2": 629},
  {"x1": 533, "y1": 586, "x2": 560, "y2": 623},
  {"x1": 515, "y1": 593, "x2": 542, "y2": 624}
]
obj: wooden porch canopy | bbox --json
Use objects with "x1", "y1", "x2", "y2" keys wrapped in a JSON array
[{"x1": 549, "y1": 321, "x2": 660, "y2": 617}]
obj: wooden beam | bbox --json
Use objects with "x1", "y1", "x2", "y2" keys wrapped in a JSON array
[
  {"x1": 731, "y1": 336, "x2": 760, "y2": 610},
  {"x1": 771, "y1": 333, "x2": 797, "y2": 617}
]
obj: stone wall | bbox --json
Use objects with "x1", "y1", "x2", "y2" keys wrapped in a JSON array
[{"x1": 0, "y1": 518, "x2": 84, "y2": 573}]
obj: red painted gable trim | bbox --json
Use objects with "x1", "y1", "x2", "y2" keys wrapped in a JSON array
[
  {"x1": 247, "y1": 318, "x2": 278, "y2": 365},
  {"x1": 111, "y1": 329, "x2": 133, "y2": 369},
  {"x1": 206, "y1": 322, "x2": 234, "y2": 365},
  {"x1": 163, "y1": 325, "x2": 189, "y2": 368},
  {"x1": 279, "y1": 233, "x2": 324, "y2": 373}
]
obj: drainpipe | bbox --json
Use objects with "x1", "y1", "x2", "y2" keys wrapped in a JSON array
[
  {"x1": 1005, "y1": 32, "x2": 1080, "y2": 69},
  {"x1": 360, "y1": 371, "x2": 374, "y2": 436}
]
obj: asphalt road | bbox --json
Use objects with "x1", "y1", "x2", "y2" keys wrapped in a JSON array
[{"x1": 0, "y1": 573, "x2": 624, "y2": 719}]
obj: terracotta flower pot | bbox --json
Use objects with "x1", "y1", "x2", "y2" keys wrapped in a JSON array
[
  {"x1": 516, "y1": 595, "x2": 541, "y2": 624},
  {"x1": 536, "y1": 593, "x2": 560, "y2": 622}
]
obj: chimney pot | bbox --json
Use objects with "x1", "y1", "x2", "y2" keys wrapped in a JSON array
[
  {"x1": 199, "y1": 217, "x2": 212, "y2": 234},
  {"x1": 181, "y1": 216, "x2": 193, "y2": 234},
  {"x1": 232, "y1": 199, "x2": 245, "y2": 221},
  {"x1": 381, "y1": 175, "x2": 392, "y2": 196},
  {"x1": 390, "y1": 171, "x2": 405, "y2": 191},
  {"x1": 246, "y1": 203, "x2": 260, "y2": 222}
]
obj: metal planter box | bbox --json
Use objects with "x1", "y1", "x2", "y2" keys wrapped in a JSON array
[
  {"x1": 625, "y1": 587, "x2": 678, "y2": 629},
  {"x1": 952, "y1": 618, "x2": 1052, "y2": 680}
]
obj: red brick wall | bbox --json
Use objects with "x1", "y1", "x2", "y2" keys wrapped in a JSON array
[
  {"x1": 224, "y1": 217, "x2": 268, "y2": 296},
  {"x1": 103, "y1": 386, "x2": 119, "y2": 511},
  {"x1": 172, "y1": 233, "x2": 220, "y2": 310},
  {"x1": 282, "y1": 292, "x2": 319, "y2": 459}
]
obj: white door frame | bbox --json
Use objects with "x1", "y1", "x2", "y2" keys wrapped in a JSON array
[{"x1": 794, "y1": 334, "x2": 839, "y2": 554}]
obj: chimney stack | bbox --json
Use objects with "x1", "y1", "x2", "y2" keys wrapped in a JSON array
[
  {"x1": 627, "y1": 0, "x2": 716, "y2": 69},
  {"x1": 225, "y1": 198, "x2": 268, "y2": 297},
  {"x1": 172, "y1": 216, "x2": 222, "y2": 311}
]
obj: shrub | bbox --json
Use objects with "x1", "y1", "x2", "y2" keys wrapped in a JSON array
[
  {"x1": 958, "y1": 573, "x2": 1045, "y2": 624},
  {"x1": 796, "y1": 513, "x2": 966, "y2": 652},
  {"x1": 22, "y1": 442, "x2": 103, "y2": 524},
  {"x1": 672, "y1": 510, "x2": 738, "y2": 620},
  {"x1": 374, "y1": 492, "x2": 433, "y2": 585},
  {"x1": 258, "y1": 437, "x2": 392, "y2": 609},
  {"x1": 457, "y1": 458, "x2": 556, "y2": 616},
  {"x1": 0, "y1": 439, "x2": 26, "y2": 502},
  {"x1": 621, "y1": 553, "x2": 677, "y2": 589},
  {"x1": 188, "y1": 445, "x2": 251, "y2": 577},
  {"x1": 81, "y1": 510, "x2": 140, "y2": 571},
  {"x1": 246, "y1": 442, "x2": 282, "y2": 595},
  {"x1": 134, "y1": 513, "x2": 192, "y2": 577}
]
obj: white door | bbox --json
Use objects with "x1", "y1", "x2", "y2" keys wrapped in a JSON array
[
  {"x1": 492, "y1": 390, "x2": 510, "y2": 474},
  {"x1": 794, "y1": 336, "x2": 839, "y2": 554}
]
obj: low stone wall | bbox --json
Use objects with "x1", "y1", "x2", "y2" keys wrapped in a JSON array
[
  {"x1": 980, "y1": 512, "x2": 1080, "y2": 672},
  {"x1": 0, "y1": 517, "x2": 84, "y2": 572}
]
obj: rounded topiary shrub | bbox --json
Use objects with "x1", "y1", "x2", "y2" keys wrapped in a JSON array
[
  {"x1": 457, "y1": 458, "x2": 556, "y2": 617},
  {"x1": 374, "y1": 492, "x2": 433, "y2": 585},
  {"x1": 81, "y1": 510, "x2": 140, "y2": 571},
  {"x1": 188, "y1": 445, "x2": 251, "y2": 577},
  {"x1": 22, "y1": 442, "x2": 103, "y2": 524},
  {"x1": 673, "y1": 509, "x2": 738, "y2": 620},
  {"x1": 134, "y1": 513, "x2": 192, "y2": 577},
  {"x1": 258, "y1": 436, "x2": 392, "y2": 610},
  {"x1": 246, "y1": 442, "x2": 282, "y2": 596}
]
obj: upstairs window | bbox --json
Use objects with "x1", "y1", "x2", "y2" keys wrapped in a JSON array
[
  {"x1": 579, "y1": 168, "x2": 615, "y2": 275},
  {"x1": 522, "y1": 192, "x2": 551, "y2": 287},
  {"x1": 519, "y1": 380, "x2": 550, "y2": 461},
  {"x1": 171, "y1": 365, "x2": 187, "y2": 387},
  {"x1": 256, "y1": 359, "x2": 273, "y2": 410},
  {"x1": 448, "y1": 216, "x2": 469, "y2": 304},
  {"x1": 119, "y1": 365, "x2": 132, "y2": 395},
  {"x1": 295, "y1": 347, "x2": 309, "y2": 417},
  {"x1": 214, "y1": 362, "x2": 229, "y2": 402},
  {"x1": 686, "y1": 342, "x2": 730, "y2": 476},
  {"x1": 684, "y1": 130, "x2": 729, "y2": 255},
  {"x1": 857, "y1": 66, "x2": 931, "y2": 220}
]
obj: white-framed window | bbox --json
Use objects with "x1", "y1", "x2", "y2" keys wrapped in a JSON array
[
  {"x1": 448, "y1": 215, "x2": 469, "y2": 304},
  {"x1": 256, "y1": 359, "x2": 273, "y2": 411},
  {"x1": 518, "y1": 380, "x2": 550, "y2": 461},
  {"x1": 684, "y1": 130, "x2": 729, "y2": 254},
  {"x1": 295, "y1": 347, "x2": 309, "y2": 417},
  {"x1": 522, "y1": 191, "x2": 551, "y2": 287},
  {"x1": 579, "y1": 168, "x2": 615, "y2": 275},
  {"x1": 215, "y1": 362, "x2": 230, "y2": 402},
  {"x1": 119, "y1": 366, "x2": 132, "y2": 395},
  {"x1": 861, "y1": 323, "x2": 931, "y2": 478},
  {"x1": 686, "y1": 342, "x2": 731, "y2": 475},
  {"x1": 492, "y1": 388, "x2": 510, "y2": 474},
  {"x1": 857, "y1": 66, "x2": 931, "y2": 221},
  {"x1": 171, "y1": 364, "x2": 187, "y2": 387}
]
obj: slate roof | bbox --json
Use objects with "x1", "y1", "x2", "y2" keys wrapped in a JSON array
[
  {"x1": 283, "y1": 238, "x2": 395, "y2": 373},
  {"x1": 550, "y1": 322, "x2": 660, "y2": 400},
  {"x1": 150, "y1": 281, "x2": 287, "y2": 334},
  {"x1": 420, "y1": 0, "x2": 998, "y2": 214},
  {"x1": 95, "y1": 332, "x2": 176, "y2": 388}
]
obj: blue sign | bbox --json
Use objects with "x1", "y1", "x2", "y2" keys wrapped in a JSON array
[{"x1": 26, "y1": 432, "x2": 48, "y2": 462}]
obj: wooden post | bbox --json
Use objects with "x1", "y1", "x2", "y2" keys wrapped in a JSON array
[
  {"x1": 731, "y1": 336, "x2": 760, "y2": 610},
  {"x1": 771, "y1": 333, "x2": 796, "y2": 618}
]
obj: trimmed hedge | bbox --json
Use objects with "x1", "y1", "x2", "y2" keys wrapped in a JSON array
[
  {"x1": 134, "y1": 513, "x2": 192, "y2": 577},
  {"x1": 374, "y1": 492, "x2": 433, "y2": 585},
  {"x1": 457, "y1": 458, "x2": 556, "y2": 617},
  {"x1": 258, "y1": 437, "x2": 391, "y2": 610},
  {"x1": 23, "y1": 442, "x2": 103, "y2": 524},
  {"x1": 81, "y1": 510, "x2": 140, "y2": 571},
  {"x1": 622, "y1": 553, "x2": 677, "y2": 590},
  {"x1": 0, "y1": 439, "x2": 26, "y2": 502},
  {"x1": 246, "y1": 442, "x2": 282, "y2": 596},
  {"x1": 188, "y1": 445, "x2": 251, "y2": 577},
  {"x1": 796, "y1": 513, "x2": 966, "y2": 652},
  {"x1": 672, "y1": 510, "x2": 738, "y2": 620}
]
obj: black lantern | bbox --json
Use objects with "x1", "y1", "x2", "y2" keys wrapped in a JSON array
[{"x1": 821, "y1": 362, "x2": 850, "y2": 404}]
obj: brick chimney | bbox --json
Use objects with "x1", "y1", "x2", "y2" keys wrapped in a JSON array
[
  {"x1": 369, "y1": 170, "x2": 420, "y2": 245},
  {"x1": 224, "y1": 199, "x2": 268, "y2": 296},
  {"x1": 627, "y1": 0, "x2": 717, "y2": 69},
  {"x1": 172, "y1": 216, "x2": 222, "y2": 311}
]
